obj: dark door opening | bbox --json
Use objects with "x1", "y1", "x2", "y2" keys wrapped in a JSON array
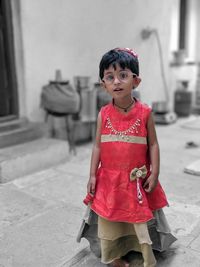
[
  {"x1": 0, "y1": 0, "x2": 18, "y2": 118},
  {"x1": 179, "y1": 0, "x2": 188, "y2": 51}
]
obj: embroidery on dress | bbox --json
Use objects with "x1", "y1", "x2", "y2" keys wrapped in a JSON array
[{"x1": 105, "y1": 117, "x2": 141, "y2": 137}]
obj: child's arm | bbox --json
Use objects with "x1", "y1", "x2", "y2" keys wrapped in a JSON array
[
  {"x1": 87, "y1": 111, "x2": 102, "y2": 194},
  {"x1": 143, "y1": 112, "x2": 160, "y2": 193}
]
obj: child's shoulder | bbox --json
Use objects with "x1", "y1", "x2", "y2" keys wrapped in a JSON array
[
  {"x1": 100, "y1": 102, "x2": 112, "y2": 114},
  {"x1": 136, "y1": 100, "x2": 152, "y2": 122},
  {"x1": 137, "y1": 99, "x2": 152, "y2": 112}
]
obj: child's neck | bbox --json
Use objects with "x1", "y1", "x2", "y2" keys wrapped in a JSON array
[
  {"x1": 114, "y1": 95, "x2": 133, "y2": 106},
  {"x1": 113, "y1": 97, "x2": 135, "y2": 113}
]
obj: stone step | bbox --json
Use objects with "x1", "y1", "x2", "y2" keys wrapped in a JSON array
[
  {"x1": 0, "y1": 119, "x2": 48, "y2": 148},
  {"x1": 0, "y1": 117, "x2": 27, "y2": 132},
  {"x1": 0, "y1": 138, "x2": 69, "y2": 183}
]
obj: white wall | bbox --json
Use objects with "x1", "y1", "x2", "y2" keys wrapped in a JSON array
[
  {"x1": 190, "y1": 0, "x2": 200, "y2": 61},
  {"x1": 14, "y1": 0, "x2": 176, "y2": 121},
  {"x1": 168, "y1": 0, "x2": 200, "y2": 110},
  {"x1": 169, "y1": 0, "x2": 180, "y2": 55}
]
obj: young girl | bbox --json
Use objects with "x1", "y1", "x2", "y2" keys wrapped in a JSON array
[{"x1": 82, "y1": 48, "x2": 175, "y2": 267}]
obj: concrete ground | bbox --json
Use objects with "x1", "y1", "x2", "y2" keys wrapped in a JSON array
[{"x1": 0, "y1": 116, "x2": 200, "y2": 267}]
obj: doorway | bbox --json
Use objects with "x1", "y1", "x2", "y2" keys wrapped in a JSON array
[{"x1": 0, "y1": 0, "x2": 18, "y2": 119}]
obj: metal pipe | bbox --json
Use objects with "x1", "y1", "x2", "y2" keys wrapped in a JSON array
[{"x1": 141, "y1": 28, "x2": 170, "y2": 102}]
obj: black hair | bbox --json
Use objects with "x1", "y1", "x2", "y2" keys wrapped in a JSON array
[{"x1": 99, "y1": 49, "x2": 139, "y2": 80}]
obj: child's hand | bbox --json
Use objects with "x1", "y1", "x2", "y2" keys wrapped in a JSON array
[
  {"x1": 87, "y1": 175, "x2": 96, "y2": 194},
  {"x1": 143, "y1": 174, "x2": 158, "y2": 193}
]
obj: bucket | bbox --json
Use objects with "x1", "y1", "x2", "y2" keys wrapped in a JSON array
[{"x1": 74, "y1": 76, "x2": 90, "y2": 90}]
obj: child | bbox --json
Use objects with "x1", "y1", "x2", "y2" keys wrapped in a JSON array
[{"x1": 82, "y1": 48, "x2": 176, "y2": 267}]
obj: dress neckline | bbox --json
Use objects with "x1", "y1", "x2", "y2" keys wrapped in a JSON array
[{"x1": 111, "y1": 97, "x2": 139, "y2": 117}]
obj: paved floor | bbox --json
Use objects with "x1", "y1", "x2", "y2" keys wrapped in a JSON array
[
  {"x1": 68, "y1": 116, "x2": 200, "y2": 267},
  {"x1": 0, "y1": 116, "x2": 200, "y2": 267}
]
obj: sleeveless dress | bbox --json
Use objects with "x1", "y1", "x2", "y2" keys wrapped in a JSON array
[
  {"x1": 77, "y1": 100, "x2": 177, "y2": 263},
  {"x1": 91, "y1": 100, "x2": 168, "y2": 223}
]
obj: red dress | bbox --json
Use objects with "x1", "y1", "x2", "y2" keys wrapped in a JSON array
[{"x1": 91, "y1": 100, "x2": 168, "y2": 223}]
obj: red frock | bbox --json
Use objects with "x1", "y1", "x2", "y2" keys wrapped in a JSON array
[{"x1": 91, "y1": 100, "x2": 168, "y2": 223}]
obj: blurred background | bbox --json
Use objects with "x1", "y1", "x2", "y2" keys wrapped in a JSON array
[
  {"x1": 1, "y1": 1, "x2": 200, "y2": 266},
  {"x1": 1, "y1": 0, "x2": 200, "y2": 146}
]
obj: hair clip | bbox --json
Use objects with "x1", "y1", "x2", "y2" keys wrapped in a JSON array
[{"x1": 115, "y1": 47, "x2": 138, "y2": 58}]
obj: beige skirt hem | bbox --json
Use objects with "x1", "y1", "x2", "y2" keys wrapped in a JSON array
[{"x1": 100, "y1": 234, "x2": 141, "y2": 264}]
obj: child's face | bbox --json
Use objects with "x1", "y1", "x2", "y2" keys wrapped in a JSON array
[{"x1": 101, "y1": 64, "x2": 141, "y2": 99}]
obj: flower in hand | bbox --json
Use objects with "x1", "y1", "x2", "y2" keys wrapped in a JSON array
[
  {"x1": 83, "y1": 193, "x2": 94, "y2": 205},
  {"x1": 83, "y1": 176, "x2": 96, "y2": 205}
]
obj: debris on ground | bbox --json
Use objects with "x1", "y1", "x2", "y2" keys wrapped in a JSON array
[
  {"x1": 184, "y1": 159, "x2": 200, "y2": 176},
  {"x1": 185, "y1": 141, "x2": 199, "y2": 149}
]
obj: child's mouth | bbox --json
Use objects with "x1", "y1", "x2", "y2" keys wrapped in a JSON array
[{"x1": 113, "y1": 88, "x2": 123, "y2": 92}]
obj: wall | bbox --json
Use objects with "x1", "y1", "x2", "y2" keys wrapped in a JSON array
[
  {"x1": 168, "y1": 0, "x2": 200, "y2": 110},
  {"x1": 11, "y1": 0, "x2": 26, "y2": 117},
  {"x1": 13, "y1": 0, "x2": 176, "y2": 121},
  {"x1": 190, "y1": 0, "x2": 200, "y2": 61}
]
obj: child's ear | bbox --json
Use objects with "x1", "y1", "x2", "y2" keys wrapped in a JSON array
[
  {"x1": 100, "y1": 81, "x2": 107, "y2": 90},
  {"x1": 133, "y1": 76, "x2": 141, "y2": 88}
]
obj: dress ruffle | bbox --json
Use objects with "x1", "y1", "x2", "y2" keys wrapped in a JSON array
[{"x1": 77, "y1": 207, "x2": 177, "y2": 257}]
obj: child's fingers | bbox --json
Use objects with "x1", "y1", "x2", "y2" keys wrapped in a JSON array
[
  {"x1": 87, "y1": 176, "x2": 96, "y2": 194},
  {"x1": 87, "y1": 184, "x2": 90, "y2": 193},
  {"x1": 143, "y1": 179, "x2": 149, "y2": 189},
  {"x1": 87, "y1": 182, "x2": 95, "y2": 194},
  {"x1": 143, "y1": 179, "x2": 153, "y2": 193},
  {"x1": 91, "y1": 182, "x2": 96, "y2": 193},
  {"x1": 144, "y1": 181, "x2": 157, "y2": 193},
  {"x1": 87, "y1": 182, "x2": 92, "y2": 193},
  {"x1": 144, "y1": 186, "x2": 151, "y2": 193}
]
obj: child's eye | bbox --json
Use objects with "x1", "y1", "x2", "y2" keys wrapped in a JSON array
[
  {"x1": 119, "y1": 72, "x2": 128, "y2": 80},
  {"x1": 105, "y1": 75, "x2": 114, "y2": 81}
]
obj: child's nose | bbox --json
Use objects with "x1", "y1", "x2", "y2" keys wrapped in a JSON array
[{"x1": 113, "y1": 75, "x2": 120, "y2": 84}]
